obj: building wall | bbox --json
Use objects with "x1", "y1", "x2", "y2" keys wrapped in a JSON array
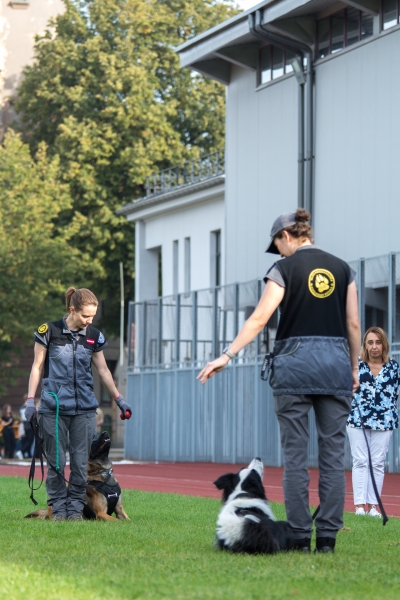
[
  {"x1": 225, "y1": 65, "x2": 298, "y2": 285},
  {"x1": 313, "y1": 27, "x2": 400, "y2": 262},
  {"x1": 0, "y1": 0, "x2": 64, "y2": 135},
  {"x1": 143, "y1": 195, "x2": 224, "y2": 298}
]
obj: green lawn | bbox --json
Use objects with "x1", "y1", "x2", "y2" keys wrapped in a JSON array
[{"x1": 0, "y1": 476, "x2": 399, "y2": 600}]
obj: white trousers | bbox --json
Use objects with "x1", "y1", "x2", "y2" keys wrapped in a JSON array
[{"x1": 347, "y1": 426, "x2": 392, "y2": 505}]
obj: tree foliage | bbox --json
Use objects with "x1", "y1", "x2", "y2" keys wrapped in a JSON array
[
  {"x1": 0, "y1": 131, "x2": 90, "y2": 394},
  {"x1": 15, "y1": 0, "x2": 237, "y2": 333}
]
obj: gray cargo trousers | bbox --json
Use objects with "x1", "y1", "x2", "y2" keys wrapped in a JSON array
[
  {"x1": 274, "y1": 394, "x2": 352, "y2": 539},
  {"x1": 38, "y1": 412, "x2": 96, "y2": 517}
]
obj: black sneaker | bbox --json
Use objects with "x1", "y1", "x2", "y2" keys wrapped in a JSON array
[
  {"x1": 315, "y1": 537, "x2": 335, "y2": 553},
  {"x1": 289, "y1": 537, "x2": 311, "y2": 553}
]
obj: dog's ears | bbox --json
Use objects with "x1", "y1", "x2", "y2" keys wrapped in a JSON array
[{"x1": 213, "y1": 473, "x2": 237, "y2": 491}]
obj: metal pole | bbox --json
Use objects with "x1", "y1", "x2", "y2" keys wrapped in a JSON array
[
  {"x1": 388, "y1": 253, "x2": 396, "y2": 348},
  {"x1": 358, "y1": 258, "x2": 365, "y2": 336},
  {"x1": 119, "y1": 262, "x2": 124, "y2": 369}
]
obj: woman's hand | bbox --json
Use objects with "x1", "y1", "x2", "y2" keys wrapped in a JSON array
[{"x1": 197, "y1": 354, "x2": 230, "y2": 384}]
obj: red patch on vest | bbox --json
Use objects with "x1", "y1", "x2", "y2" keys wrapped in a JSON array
[{"x1": 86, "y1": 339, "x2": 95, "y2": 344}]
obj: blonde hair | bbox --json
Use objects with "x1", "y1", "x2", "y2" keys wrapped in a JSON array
[
  {"x1": 65, "y1": 287, "x2": 98, "y2": 313},
  {"x1": 360, "y1": 327, "x2": 389, "y2": 364}
]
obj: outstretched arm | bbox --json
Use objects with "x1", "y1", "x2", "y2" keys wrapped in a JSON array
[{"x1": 197, "y1": 280, "x2": 284, "y2": 383}]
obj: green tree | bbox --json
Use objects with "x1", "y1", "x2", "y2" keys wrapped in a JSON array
[
  {"x1": 0, "y1": 131, "x2": 92, "y2": 394},
  {"x1": 15, "y1": 0, "x2": 237, "y2": 333}
]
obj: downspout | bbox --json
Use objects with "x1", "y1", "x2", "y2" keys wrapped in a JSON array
[{"x1": 249, "y1": 10, "x2": 314, "y2": 217}]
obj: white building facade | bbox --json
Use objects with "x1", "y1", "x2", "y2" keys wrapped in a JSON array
[{"x1": 121, "y1": 0, "x2": 400, "y2": 466}]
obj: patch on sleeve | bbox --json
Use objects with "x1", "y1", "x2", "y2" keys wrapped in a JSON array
[
  {"x1": 37, "y1": 323, "x2": 48, "y2": 334},
  {"x1": 98, "y1": 332, "x2": 105, "y2": 344}
]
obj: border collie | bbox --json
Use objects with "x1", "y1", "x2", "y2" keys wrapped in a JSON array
[{"x1": 213, "y1": 458, "x2": 294, "y2": 554}]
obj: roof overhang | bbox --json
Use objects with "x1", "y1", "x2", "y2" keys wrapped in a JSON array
[
  {"x1": 176, "y1": 0, "x2": 379, "y2": 83},
  {"x1": 117, "y1": 176, "x2": 225, "y2": 222}
]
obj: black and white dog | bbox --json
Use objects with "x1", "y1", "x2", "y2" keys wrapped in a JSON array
[{"x1": 213, "y1": 458, "x2": 294, "y2": 554}]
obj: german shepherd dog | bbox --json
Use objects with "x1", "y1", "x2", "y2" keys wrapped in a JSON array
[
  {"x1": 213, "y1": 458, "x2": 294, "y2": 554},
  {"x1": 25, "y1": 431, "x2": 130, "y2": 522}
]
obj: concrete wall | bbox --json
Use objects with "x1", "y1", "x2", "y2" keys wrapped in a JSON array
[
  {"x1": 313, "y1": 27, "x2": 400, "y2": 262},
  {"x1": 134, "y1": 191, "x2": 224, "y2": 301},
  {"x1": 0, "y1": 0, "x2": 64, "y2": 134},
  {"x1": 225, "y1": 65, "x2": 298, "y2": 285}
]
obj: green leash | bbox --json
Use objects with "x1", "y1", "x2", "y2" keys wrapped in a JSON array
[{"x1": 45, "y1": 391, "x2": 60, "y2": 471}]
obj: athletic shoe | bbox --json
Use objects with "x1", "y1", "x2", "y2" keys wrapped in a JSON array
[
  {"x1": 15, "y1": 450, "x2": 23, "y2": 460},
  {"x1": 355, "y1": 507, "x2": 366, "y2": 516},
  {"x1": 52, "y1": 515, "x2": 67, "y2": 522},
  {"x1": 67, "y1": 515, "x2": 83, "y2": 521},
  {"x1": 368, "y1": 506, "x2": 381, "y2": 518},
  {"x1": 289, "y1": 537, "x2": 311, "y2": 553}
]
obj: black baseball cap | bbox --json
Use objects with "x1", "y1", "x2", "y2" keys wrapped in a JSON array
[{"x1": 265, "y1": 212, "x2": 297, "y2": 254}]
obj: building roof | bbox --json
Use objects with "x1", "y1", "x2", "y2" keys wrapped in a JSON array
[{"x1": 175, "y1": 0, "x2": 379, "y2": 83}]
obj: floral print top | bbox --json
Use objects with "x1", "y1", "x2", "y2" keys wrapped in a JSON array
[{"x1": 347, "y1": 359, "x2": 399, "y2": 430}]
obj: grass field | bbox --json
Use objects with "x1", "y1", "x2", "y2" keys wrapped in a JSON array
[{"x1": 0, "y1": 476, "x2": 399, "y2": 600}]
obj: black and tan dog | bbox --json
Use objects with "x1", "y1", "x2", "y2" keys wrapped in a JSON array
[{"x1": 25, "y1": 431, "x2": 130, "y2": 522}]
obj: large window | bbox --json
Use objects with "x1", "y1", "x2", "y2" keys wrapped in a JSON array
[
  {"x1": 382, "y1": 0, "x2": 400, "y2": 29},
  {"x1": 316, "y1": 8, "x2": 373, "y2": 60},
  {"x1": 259, "y1": 46, "x2": 296, "y2": 86}
]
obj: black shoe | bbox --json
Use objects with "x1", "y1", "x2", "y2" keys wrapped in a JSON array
[
  {"x1": 289, "y1": 537, "x2": 311, "y2": 553},
  {"x1": 315, "y1": 537, "x2": 335, "y2": 553}
]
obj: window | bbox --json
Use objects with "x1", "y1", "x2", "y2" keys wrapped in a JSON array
[
  {"x1": 184, "y1": 237, "x2": 191, "y2": 294},
  {"x1": 382, "y1": 0, "x2": 400, "y2": 29},
  {"x1": 316, "y1": 8, "x2": 374, "y2": 60},
  {"x1": 173, "y1": 240, "x2": 179, "y2": 295},
  {"x1": 259, "y1": 46, "x2": 296, "y2": 86},
  {"x1": 210, "y1": 230, "x2": 221, "y2": 287}
]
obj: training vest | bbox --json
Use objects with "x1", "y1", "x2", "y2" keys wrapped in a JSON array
[
  {"x1": 269, "y1": 248, "x2": 353, "y2": 396},
  {"x1": 35, "y1": 319, "x2": 105, "y2": 415}
]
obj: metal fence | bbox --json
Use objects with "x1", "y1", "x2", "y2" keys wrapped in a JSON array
[
  {"x1": 145, "y1": 150, "x2": 224, "y2": 198},
  {"x1": 124, "y1": 252, "x2": 400, "y2": 472}
]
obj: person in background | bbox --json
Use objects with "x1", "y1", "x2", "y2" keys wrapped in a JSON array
[
  {"x1": 1, "y1": 404, "x2": 16, "y2": 459},
  {"x1": 347, "y1": 327, "x2": 399, "y2": 517},
  {"x1": 18, "y1": 394, "x2": 35, "y2": 459}
]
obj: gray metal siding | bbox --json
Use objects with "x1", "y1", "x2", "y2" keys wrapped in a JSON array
[
  {"x1": 314, "y1": 29, "x2": 400, "y2": 261},
  {"x1": 225, "y1": 65, "x2": 298, "y2": 285}
]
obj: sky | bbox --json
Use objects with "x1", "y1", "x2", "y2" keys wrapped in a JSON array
[{"x1": 235, "y1": 0, "x2": 262, "y2": 11}]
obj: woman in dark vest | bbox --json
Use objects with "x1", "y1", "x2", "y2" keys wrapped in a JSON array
[
  {"x1": 198, "y1": 209, "x2": 361, "y2": 553},
  {"x1": 25, "y1": 287, "x2": 132, "y2": 522}
]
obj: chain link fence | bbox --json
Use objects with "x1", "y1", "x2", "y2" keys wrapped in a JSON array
[{"x1": 125, "y1": 252, "x2": 400, "y2": 471}]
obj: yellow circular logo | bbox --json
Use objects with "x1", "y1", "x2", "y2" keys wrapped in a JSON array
[
  {"x1": 308, "y1": 269, "x2": 335, "y2": 298},
  {"x1": 38, "y1": 323, "x2": 48, "y2": 334}
]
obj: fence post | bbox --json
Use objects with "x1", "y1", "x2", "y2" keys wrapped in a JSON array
[
  {"x1": 358, "y1": 259, "x2": 365, "y2": 335},
  {"x1": 191, "y1": 291, "x2": 198, "y2": 364},
  {"x1": 212, "y1": 287, "x2": 219, "y2": 358},
  {"x1": 233, "y1": 283, "x2": 239, "y2": 337},
  {"x1": 142, "y1": 301, "x2": 147, "y2": 367},
  {"x1": 175, "y1": 294, "x2": 181, "y2": 364},
  {"x1": 127, "y1": 301, "x2": 134, "y2": 367},
  {"x1": 157, "y1": 297, "x2": 162, "y2": 365}
]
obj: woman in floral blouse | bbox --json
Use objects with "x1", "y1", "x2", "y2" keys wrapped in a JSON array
[{"x1": 347, "y1": 327, "x2": 399, "y2": 517}]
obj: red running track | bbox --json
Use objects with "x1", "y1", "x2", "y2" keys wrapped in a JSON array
[{"x1": 1, "y1": 461, "x2": 400, "y2": 517}]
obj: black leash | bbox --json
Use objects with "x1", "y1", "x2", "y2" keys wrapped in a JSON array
[
  {"x1": 312, "y1": 397, "x2": 389, "y2": 526},
  {"x1": 355, "y1": 395, "x2": 388, "y2": 526},
  {"x1": 28, "y1": 416, "x2": 99, "y2": 505}
]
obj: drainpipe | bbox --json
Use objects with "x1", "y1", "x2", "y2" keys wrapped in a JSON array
[{"x1": 249, "y1": 10, "x2": 314, "y2": 217}]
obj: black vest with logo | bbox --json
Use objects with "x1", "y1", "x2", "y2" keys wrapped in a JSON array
[
  {"x1": 275, "y1": 248, "x2": 350, "y2": 341},
  {"x1": 269, "y1": 247, "x2": 353, "y2": 396}
]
